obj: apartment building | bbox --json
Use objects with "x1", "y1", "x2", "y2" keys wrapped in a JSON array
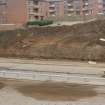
[
  {"x1": 27, "y1": 0, "x2": 64, "y2": 21},
  {"x1": 102, "y1": 0, "x2": 105, "y2": 14},
  {"x1": 0, "y1": 0, "x2": 105, "y2": 25},
  {"x1": 0, "y1": 0, "x2": 27, "y2": 24},
  {"x1": 0, "y1": 0, "x2": 7, "y2": 24},
  {"x1": 27, "y1": 0, "x2": 105, "y2": 21},
  {"x1": 27, "y1": 0, "x2": 49, "y2": 21},
  {"x1": 7, "y1": 0, "x2": 27, "y2": 24},
  {"x1": 64, "y1": 0, "x2": 104, "y2": 17},
  {"x1": 0, "y1": 0, "x2": 65, "y2": 23},
  {"x1": 48, "y1": 0, "x2": 64, "y2": 17}
]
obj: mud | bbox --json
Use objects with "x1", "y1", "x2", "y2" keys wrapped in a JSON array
[
  {"x1": 16, "y1": 82, "x2": 97, "y2": 101},
  {"x1": 0, "y1": 82, "x2": 5, "y2": 89}
]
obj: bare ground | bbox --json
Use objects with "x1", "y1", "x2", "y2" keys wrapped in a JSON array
[
  {"x1": 0, "y1": 20, "x2": 105, "y2": 61},
  {"x1": 0, "y1": 79, "x2": 97, "y2": 101}
]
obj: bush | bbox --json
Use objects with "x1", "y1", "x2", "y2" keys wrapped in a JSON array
[{"x1": 27, "y1": 20, "x2": 53, "y2": 26}]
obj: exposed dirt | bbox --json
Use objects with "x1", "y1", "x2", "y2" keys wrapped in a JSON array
[
  {"x1": 0, "y1": 20, "x2": 105, "y2": 61},
  {"x1": 16, "y1": 82, "x2": 97, "y2": 101},
  {"x1": 0, "y1": 82, "x2": 5, "y2": 89},
  {"x1": 0, "y1": 79, "x2": 97, "y2": 101}
]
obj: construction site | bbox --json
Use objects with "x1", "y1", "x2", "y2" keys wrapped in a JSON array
[
  {"x1": 1, "y1": 0, "x2": 105, "y2": 104},
  {"x1": 0, "y1": 19, "x2": 105, "y2": 61},
  {"x1": 0, "y1": 19, "x2": 105, "y2": 105}
]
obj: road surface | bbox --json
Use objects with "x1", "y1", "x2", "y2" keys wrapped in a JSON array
[
  {"x1": 0, "y1": 58, "x2": 105, "y2": 74},
  {"x1": 0, "y1": 58, "x2": 105, "y2": 85},
  {"x1": 0, "y1": 58, "x2": 105, "y2": 105}
]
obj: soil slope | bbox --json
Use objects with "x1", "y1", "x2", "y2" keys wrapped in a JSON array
[{"x1": 0, "y1": 20, "x2": 105, "y2": 61}]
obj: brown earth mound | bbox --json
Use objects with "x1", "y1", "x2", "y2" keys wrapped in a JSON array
[{"x1": 0, "y1": 20, "x2": 105, "y2": 61}]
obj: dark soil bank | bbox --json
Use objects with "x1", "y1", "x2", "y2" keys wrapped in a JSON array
[{"x1": 0, "y1": 20, "x2": 105, "y2": 61}]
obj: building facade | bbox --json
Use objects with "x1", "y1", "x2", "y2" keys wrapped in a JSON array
[
  {"x1": 64, "y1": 0, "x2": 104, "y2": 16},
  {"x1": 0, "y1": 0, "x2": 27, "y2": 24},
  {"x1": 7, "y1": 0, "x2": 27, "y2": 24},
  {"x1": 48, "y1": 0, "x2": 64, "y2": 17},
  {"x1": 0, "y1": 0, "x2": 8, "y2": 24},
  {"x1": 0, "y1": 0, "x2": 105, "y2": 24},
  {"x1": 27, "y1": 0, "x2": 64, "y2": 21},
  {"x1": 102, "y1": 0, "x2": 105, "y2": 14},
  {"x1": 26, "y1": 0, "x2": 49, "y2": 21}
]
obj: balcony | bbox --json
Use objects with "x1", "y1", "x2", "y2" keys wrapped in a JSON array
[
  {"x1": 84, "y1": 2, "x2": 89, "y2": 6},
  {"x1": 49, "y1": 9, "x2": 56, "y2": 12},
  {"x1": 67, "y1": 3, "x2": 72, "y2": 6},
  {"x1": 33, "y1": 5, "x2": 39, "y2": 8},
  {"x1": 67, "y1": 14, "x2": 72, "y2": 16},
  {"x1": 67, "y1": 8, "x2": 74, "y2": 11},
  {"x1": 82, "y1": 7, "x2": 89, "y2": 11},
  {"x1": 0, "y1": 2, "x2": 7, "y2": 5},
  {"x1": 50, "y1": 4, "x2": 55, "y2": 7},
  {"x1": 29, "y1": 12, "x2": 41, "y2": 16}
]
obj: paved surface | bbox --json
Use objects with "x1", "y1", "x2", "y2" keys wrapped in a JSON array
[
  {"x1": 0, "y1": 58, "x2": 105, "y2": 75},
  {"x1": 0, "y1": 58, "x2": 105, "y2": 104},
  {"x1": 0, "y1": 58, "x2": 105, "y2": 85}
]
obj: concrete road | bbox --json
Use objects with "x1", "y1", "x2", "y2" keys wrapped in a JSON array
[
  {"x1": 0, "y1": 58, "x2": 105, "y2": 85},
  {"x1": 0, "y1": 58, "x2": 105, "y2": 105}
]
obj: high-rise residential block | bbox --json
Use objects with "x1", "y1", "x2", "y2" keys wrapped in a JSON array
[
  {"x1": 0, "y1": 0, "x2": 8, "y2": 24},
  {"x1": 64, "y1": 0, "x2": 104, "y2": 16},
  {"x1": 27, "y1": 0, "x2": 49, "y2": 21},
  {"x1": 0, "y1": 0, "x2": 105, "y2": 24}
]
